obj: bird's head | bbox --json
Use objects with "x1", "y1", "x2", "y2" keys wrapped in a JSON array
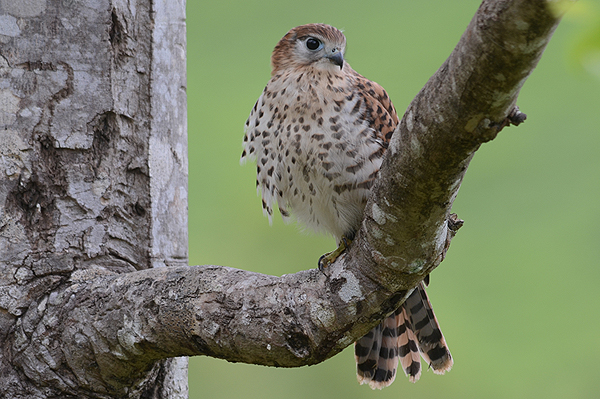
[{"x1": 271, "y1": 24, "x2": 346, "y2": 74}]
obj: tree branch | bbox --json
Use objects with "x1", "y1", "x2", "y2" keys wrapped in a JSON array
[
  {"x1": 355, "y1": 0, "x2": 562, "y2": 290},
  {"x1": 9, "y1": 0, "x2": 564, "y2": 395}
]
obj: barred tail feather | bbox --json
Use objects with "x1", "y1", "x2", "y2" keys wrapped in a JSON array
[
  {"x1": 355, "y1": 317, "x2": 397, "y2": 389},
  {"x1": 354, "y1": 280, "x2": 452, "y2": 389},
  {"x1": 355, "y1": 323, "x2": 383, "y2": 386},
  {"x1": 355, "y1": 306, "x2": 422, "y2": 388},
  {"x1": 406, "y1": 282, "x2": 453, "y2": 374},
  {"x1": 397, "y1": 305, "x2": 422, "y2": 382},
  {"x1": 372, "y1": 311, "x2": 400, "y2": 387}
]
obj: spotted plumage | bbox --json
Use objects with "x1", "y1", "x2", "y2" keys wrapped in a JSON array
[{"x1": 241, "y1": 23, "x2": 452, "y2": 389}]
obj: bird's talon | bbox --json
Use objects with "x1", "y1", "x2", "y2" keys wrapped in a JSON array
[
  {"x1": 317, "y1": 235, "x2": 352, "y2": 272},
  {"x1": 341, "y1": 236, "x2": 350, "y2": 247},
  {"x1": 318, "y1": 254, "x2": 330, "y2": 272}
]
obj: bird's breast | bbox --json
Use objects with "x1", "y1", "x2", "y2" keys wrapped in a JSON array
[{"x1": 242, "y1": 71, "x2": 385, "y2": 239}]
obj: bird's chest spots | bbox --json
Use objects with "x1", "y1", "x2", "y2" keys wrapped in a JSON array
[
  {"x1": 250, "y1": 71, "x2": 381, "y2": 202},
  {"x1": 272, "y1": 86, "x2": 357, "y2": 150}
]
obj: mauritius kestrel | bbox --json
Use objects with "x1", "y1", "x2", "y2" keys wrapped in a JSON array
[{"x1": 241, "y1": 23, "x2": 452, "y2": 389}]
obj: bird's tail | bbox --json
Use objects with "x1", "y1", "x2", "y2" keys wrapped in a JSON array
[{"x1": 354, "y1": 281, "x2": 452, "y2": 389}]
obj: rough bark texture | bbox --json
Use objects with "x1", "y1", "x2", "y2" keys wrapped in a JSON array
[
  {"x1": 0, "y1": 0, "x2": 563, "y2": 398},
  {"x1": 0, "y1": 0, "x2": 187, "y2": 397}
]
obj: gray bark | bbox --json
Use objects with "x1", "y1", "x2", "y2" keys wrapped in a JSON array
[
  {"x1": 0, "y1": 0, "x2": 187, "y2": 397},
  {"x1": 0, "y1": 0, "x2": 563, "y2": 398}
]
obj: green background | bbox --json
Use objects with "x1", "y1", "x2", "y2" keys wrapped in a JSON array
[{"x1": 187, "y1": 1, "x2": 600, "y2": 398}]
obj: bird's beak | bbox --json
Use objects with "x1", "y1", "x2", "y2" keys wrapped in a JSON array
[{"x1": 327, "y1": 50, "x2": 344, "y2": 69}]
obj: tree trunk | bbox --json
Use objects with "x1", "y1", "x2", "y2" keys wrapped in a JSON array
[
  {"x1": 0, "y1": 0, "x2": 564, "y2": 398},
  {"x1": 0, "y1": 0, "x2": 187, "y2": 397}
]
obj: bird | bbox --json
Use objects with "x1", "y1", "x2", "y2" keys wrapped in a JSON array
[{"x1": 240, "y1": 23, "x2": 452, "y2": 389}]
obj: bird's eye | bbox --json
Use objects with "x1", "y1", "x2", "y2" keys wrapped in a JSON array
[{"x1": 306, "y1": 38, "x2": 322, "y2": 51}]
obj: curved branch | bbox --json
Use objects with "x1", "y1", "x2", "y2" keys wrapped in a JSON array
[
  {"x1": 356, "y1": 0, "x2": 561, "y2": 289},
  {"x1": 12, "y1": 0, "x2": 564, "y2": 395}
]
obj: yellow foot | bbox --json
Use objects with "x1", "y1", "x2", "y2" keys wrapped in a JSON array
[{"x1": 318, "y1": 236, "x2": 352, "y2": 271}]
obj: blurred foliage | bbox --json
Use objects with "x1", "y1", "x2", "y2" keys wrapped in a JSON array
[
  {"x1": 563, "y1": 0, "x2": 600, "y2": 79},
  {"x1": 186, "y1": 1, "x2": 600, "y2": 398}
]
